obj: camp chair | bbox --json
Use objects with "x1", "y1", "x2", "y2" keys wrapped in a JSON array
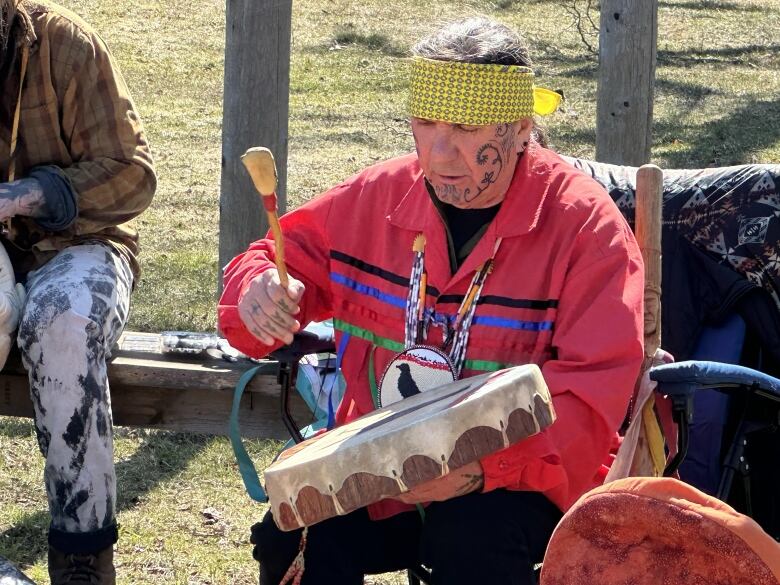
[
  {"x1": 650, "y1": 360, "x2": 780, "y2": 500},
  {"x1": 536, "y1": 161, "x2": 780, "y2": 584},
  {"x1": 575, "y1": 159, "x2": 780, "y2": 539},
  {"x1": 272, "y1": 322, "x2": 339, "y2": 444}
]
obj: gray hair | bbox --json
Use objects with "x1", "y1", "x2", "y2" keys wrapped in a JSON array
[{"x1": 411, "y1": 17, "x2": 533, "y2": 68}]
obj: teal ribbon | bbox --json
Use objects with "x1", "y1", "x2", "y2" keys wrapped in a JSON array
[{"x1": 229, "y1": 363, "x2": 279, "y2": 503}]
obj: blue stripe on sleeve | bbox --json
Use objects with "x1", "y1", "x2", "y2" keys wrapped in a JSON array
[
  {"x1": 473, "y1": 315, "x2": 554, "y2": 331},
  {"x1": 330, "y1": 272, "x2": 407, "y2": 309},
  {"x1": 330, "y1": 272, "x2": 553, "y2": 331}
]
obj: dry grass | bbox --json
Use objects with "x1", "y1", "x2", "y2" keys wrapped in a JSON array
[
  {"x1": 1, "y1": 0, "x2": 779, "y2": 582},
  {"x1": 57, "y1": 0, "x2": 780, "y2": 333}
]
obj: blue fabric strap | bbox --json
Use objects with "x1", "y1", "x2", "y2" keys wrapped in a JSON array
[{"x1": 230, "y1": 363, "x2": 279, "y2": 503}]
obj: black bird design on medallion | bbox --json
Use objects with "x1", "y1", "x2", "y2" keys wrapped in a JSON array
[{"x1": 396, "y1": 363, "x2": 421, "y2": 398}]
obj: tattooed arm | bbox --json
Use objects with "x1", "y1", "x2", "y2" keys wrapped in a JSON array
[
  {"x1": 0, "y1": 178, "x2": 47, "y2": 221},
  {"x1": 395, "y1": 461, "x2": 484, "y2": 504}
]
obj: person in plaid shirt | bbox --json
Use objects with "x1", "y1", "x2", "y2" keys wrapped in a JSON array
[{"x1": 1, "y1": 1, "x2": 155, "y2": 582}]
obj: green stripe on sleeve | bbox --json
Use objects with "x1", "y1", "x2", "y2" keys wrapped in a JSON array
[
  {"x1": 333, "y1": 319, "x2": 518, "y2": 374},
  {"x1": 333, "y1": 319, "x2": 405, "y2": 352},
  {"x1": 368, "y1": 346, "x2": 379, "y2": 408},
  {"x1": 463, "y1": 359, "x2": 517, "y2": 372}
]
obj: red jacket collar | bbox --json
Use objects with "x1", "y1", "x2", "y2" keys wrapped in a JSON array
[
  {"x1": 388, "y1": 144, "x2": 553, "y2": 286},
  {"x1": 388, "y1": 143, "x2": 552, "y2": 239}
]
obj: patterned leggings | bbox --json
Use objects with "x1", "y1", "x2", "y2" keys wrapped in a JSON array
[{"x1": 17, "y1": 243, "x2": 132, "y2": 553}]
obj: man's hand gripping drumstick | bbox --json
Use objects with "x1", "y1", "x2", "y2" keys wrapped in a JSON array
[{"x1": 237, "y1": 147, "x2": 305, "y2": 346}]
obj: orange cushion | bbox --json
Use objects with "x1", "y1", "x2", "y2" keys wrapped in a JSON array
[{"x1": 540, "y1": 477, "x2": 780, "y2": 585}]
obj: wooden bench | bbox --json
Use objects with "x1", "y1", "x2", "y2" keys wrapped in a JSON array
[{"x1": 0, "y1": 331, "x2": 310, "y2": 440}]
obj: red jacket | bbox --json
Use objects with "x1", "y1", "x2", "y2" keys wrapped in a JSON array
[{"x1": 218, "y1": 145, "x2": 644, "y2": 517}]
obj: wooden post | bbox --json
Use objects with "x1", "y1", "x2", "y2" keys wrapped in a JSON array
[
  {"x1": 632, "y1": 163, "x2": 665, "y2": 478},
  {"x1": 596, "y1": 0, "x2": 658, "y2": 166},
  {"x1": 219, "y1": 0, "x2": 292, "y2": 283}
]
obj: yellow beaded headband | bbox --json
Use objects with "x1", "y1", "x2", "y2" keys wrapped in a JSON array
[{"x1": 409, "y1": 57, "x2": 561, "y2": 125}]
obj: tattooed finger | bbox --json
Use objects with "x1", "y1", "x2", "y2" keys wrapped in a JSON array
[
  {"x1": 246, "y1": 318, "x2": 274, "y2": 345},
  {"x1": 270, "y1": 308, "x2": 298, "y2": 331},
  {"x1": 255, "y1": 311, "x2": 295, "y2": 344},
  {"x1": 248, "y1": 327, "x2": 274, "y2": 345},
  {"x1": 248, "y1": 314, "x2": 286, "y2": 345},
  {"x1": 257, "y1": 316, "x2": 282, "y2": 336},
  {"x1": 241, "y1": 304, "x2": 276, "y2": 338},
  {"x1": 277, "y1": 297, "x2": 298, "y2": 314},
  {"x1": 251, "y1": 298, "x2": 295, "y2": 333}
]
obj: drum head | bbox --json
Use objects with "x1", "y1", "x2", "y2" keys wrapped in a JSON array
[{"x1": 378, "y1": 346, "x2": 456, "y2": 407}]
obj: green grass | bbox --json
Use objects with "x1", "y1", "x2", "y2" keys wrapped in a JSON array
[
  {"x1": 0, "y1": 422, "x2": 283, "y2": 584},
  {"x1": 2, "y1": 0, "x2": 779, "y2": 582}
]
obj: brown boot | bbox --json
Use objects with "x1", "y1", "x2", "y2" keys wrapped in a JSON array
[{"x1": 48, "y1": 545, "x2": 116, "y2": 585}]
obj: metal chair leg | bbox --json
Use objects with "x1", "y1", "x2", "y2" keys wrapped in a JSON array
[{"x1": 407, "y1": 564, "x2": 431, "y2": 585}]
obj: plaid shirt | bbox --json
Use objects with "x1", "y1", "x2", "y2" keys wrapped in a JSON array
[{"x1": 0, "y1": 1, "x2": 155, "y2": 278}]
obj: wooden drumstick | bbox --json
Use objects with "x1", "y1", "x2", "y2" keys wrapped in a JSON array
[{"x1": 241, "y1": 147, "x2": 289, "y2": 288}]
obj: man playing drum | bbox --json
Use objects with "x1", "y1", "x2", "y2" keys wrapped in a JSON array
[
  {"x1": 1, "y1": 1, "x2": 155, "y2": 582},
  {"x1": 219, "y1": 16, "x2": 644, "y2": 585}
]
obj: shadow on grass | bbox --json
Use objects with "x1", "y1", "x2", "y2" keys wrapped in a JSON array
[
  {"x1": 533, "y1": 39, "x2": 595, "y2": 67},
  {"x1": 0, "y1": 417, "x2": 37, "y2": 439},
  {"x1": 322, "y1": 130, "x2": 380, "y2": 146},
  {"x1": 658, "y1": 44, "x2": 780, "y2": 68},
  {"x1": 0, "y1": 430, "x2": 211, "y2": 568},
  {"x1": 331, "y1": 25, "x2": 406, "y2": 57},
  {"x1": 294, "y1": 110, "x2": 406, "y2": 124},
  {"x1": 550, "y1": 43, "x2": 779, "y2": 79},
  {"x1": 553, "y1": 127, "x2": 597, "y2": 147},
  {"x1": 657, "y1": 97, "x2": 780, "y2": 167},
  {"x1": 555, "y1": 44, "x2": 780, "y2": 77},
  {"x1": 659, "y1": 0, "x2": 768, "y2": 12},
  {"x1": 555, "y1": 97, "x2": 780, "y2": 168},
  {"x1": 494, "y1": 0, "x2": 561, "y2": 8},
  {"x1": 0, "y1": 512, "x2": 48, "y2": 570},
  {"x1": 655, "y1": 77, "x2": 721, "y2": 107}
]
